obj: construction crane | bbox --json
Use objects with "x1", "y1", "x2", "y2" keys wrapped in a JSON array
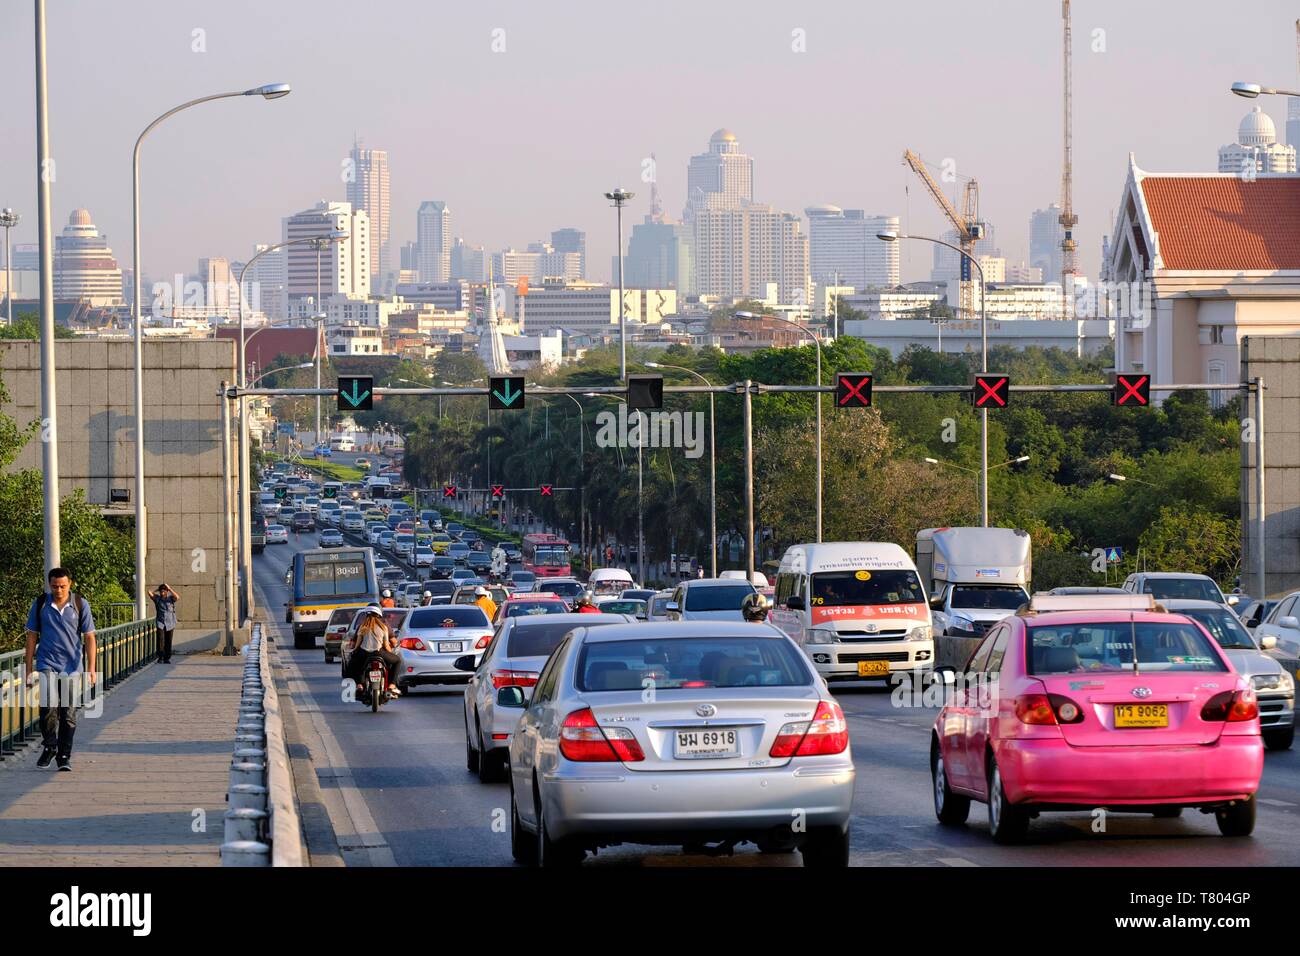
[
  {"x1": 1059, "y1": 0, "x2": 1078, "y2": 289},
  {"x1": 902, "y1": 148, "x2": 983, "y2": 318}
]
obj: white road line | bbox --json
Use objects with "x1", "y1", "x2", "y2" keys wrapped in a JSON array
[
  {"x1": 1258, "y1": 797, "x2": 1297, "y2": 807},
  {"x1": 937, "y1": 856, "x2": 979, "y2": 867}
]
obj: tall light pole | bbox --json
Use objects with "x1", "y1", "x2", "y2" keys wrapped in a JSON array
[
  {"x1": 586, "y1": 391, "x2": 644, "y2": 585},
  {"x1": 736, "y1": 310, "x2": 822, "y2": 542},
  {"x1": 646, "y1": 361, "x2": 716, "y2": 576},
  {"x1": 0, "y1": 208, "x2": 18, "y2": 327},
  {"x1": 235, "y1": 229, "x2": 342, "y2": 619},
  {"x1": 559, "y1": 393, "x2": 587, "y2": 568},
  {"x1": 881, "y1": 230, "x2": 989, "y2": 526},
  {"x1": 131, "y1": 80, "x2": 290, "y2": 617},
  {"x1": 604, "y1": 188, "x2": 634, "y2": 380},
  {"x1": 34, "y1": 0, "x2": 60, "y2": 575}
]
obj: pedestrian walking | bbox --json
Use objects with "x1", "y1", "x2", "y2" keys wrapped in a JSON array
[
  {"x1": 147, "y1": 583, "x2": 178, "y2": 663},
  {"x1": 23, "y1": 567, "x2": 97, "y2": 772}
]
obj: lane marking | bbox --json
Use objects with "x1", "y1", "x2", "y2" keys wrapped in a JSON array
[
  {"x1": 1258, "y1": 797, "x2": 1297, "y2": 807},
  {"x1": 938, "y1": 857, "x2": 979, "y2": 867}
]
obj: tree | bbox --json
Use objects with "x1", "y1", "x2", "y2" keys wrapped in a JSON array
[{"x1": 0, "y1": 315, "x2": 76, "y2": 340}]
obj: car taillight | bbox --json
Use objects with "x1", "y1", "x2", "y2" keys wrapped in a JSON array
[
  {"x1": 475, "y1": 634, "x2": 492, "y2": 649},
  {"x1": 1048, "y1": 694, "x2": 1084, "y2": 724},
  {"x1": 491, "y1": 670, "x2": 539, "y2": 689},
  {"x1": 559, "y1": 708, "x2": 644, "y2": 762},
  {"x1": 399, "y1": 638, "x2": 426, "y2": 651},
  {"x1": 769, "y1": 700, "x2": 848, "y2": 758},
  {"x1": 1202, "y1": 688, "x2": 1259, "y2": 722},
  {"x1": 1014, "y1": 694, "x2": 1057, "y2": 725}
]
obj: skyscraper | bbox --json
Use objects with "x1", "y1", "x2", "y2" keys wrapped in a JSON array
[
  {"x1": 249, "y1": 243, "x2": 287, "y2": 320},
  {"x1": 692, "y1": 204, "x2": 808, "y2": 304},
  {"x1": 282, "y1": 201, "x2": 370, "y2": 310},
  {"x1": 417, "y1": 201, "x2": 452, "y2": 282},
  {"x1": 1029, "y1": 207, "x2": 1063, "y2": 284},
  {"x1": 450, "y1": 238, "x2": 485, "y2": 282},
  {"x1": 684, "y1": 129, "x2": 754, "y2": 220},
  {"x1": 805, "y1": 206, "x2": 899, "y2": 290},
  {"x1": 53, "y1": 208, "x2": 123, "y2": 305},
  {"x1": 931, "y1": 224, "x2": 999, "y2": 284},
  {"x1": 346, "y1": 142, "x2": 390, "y2": 285},
  {"x1": 550, "y1": 228, "x2": 586, "y2": 278},
  {"x1": 1288, "y1": 97, "x2": 1300, "y2": 152},
  {"x1": 626, "y1": 218, "x2": 693, "y2": 292}
]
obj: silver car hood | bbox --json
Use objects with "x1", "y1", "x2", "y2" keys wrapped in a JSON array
[
  {"x1": 681, "y1": 609, "x2": 746, "y2": 622},
  {"x1": 1222, "y1": 647, "x2": 1283, "y2": 681}
]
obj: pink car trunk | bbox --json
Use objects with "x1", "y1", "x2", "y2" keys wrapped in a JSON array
[{"x1": 1032, "y1": 672, "x2": 1237, "y2": 747}]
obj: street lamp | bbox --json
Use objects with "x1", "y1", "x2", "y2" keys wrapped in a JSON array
[
  {"x1": 131, "y1": 81, "x2": 291, "y2": 618},
  {"x1": 0, "y1": 208, "x2": 18, "y2": 327},
  {"x1": 604, "y1": 187, "x2": 634, "y2": 380},
  {"x1": 1107, "y1": 472, "x2": 1157, "y2": 487},
  {"x1": 234, "y1": 228, "x2": 344, "y2": 622},
  {"x1": 646, "y1": 361, "x2": 717, "y2": 576},
  {"x1": 585, "y1": 391, "x2": 644, "y2": 585},
  {"x1": 1230, "y1": 81, "x2": 1300, "y2": 98},
  {"x1": 735, "y1": 310, "x2": 823, "y2": 542},
  {"x1": 881, "y1": 229, "x2": 991, "y2": 527},
  {"x1": 251, "y1": 361, "x2": 313, "y2": 387},
  {"x1": 925, "y1": 455, "x2": 1029, "y2": 522}
]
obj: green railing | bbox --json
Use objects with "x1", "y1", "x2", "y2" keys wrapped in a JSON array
[
  {"x1": 100, "y1": 603, "x2": 138, "y2": 627},
  {"x1": 0, "y1": 618, "x2": 155, "y2": 759}
]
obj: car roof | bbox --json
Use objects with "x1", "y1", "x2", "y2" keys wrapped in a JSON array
[
  {"x1": 1159, "y1": 599, "x2": 1232, "y2": 609},
  {"x1": 579, "y1": 621, "x2": 788, "y2": 642},
  {"x1": 508, "y1": 612, "x2": 634, "y2": 627},
  {"x1": 1133, "y1": 572, "x2": 1215, "y2": 580},
  {"x1": 679, "y1": 578, "x2": 756, "y2": 589},
  {"x1": 1023, "y1": 610, "x2": 1199, "y2": 627}
]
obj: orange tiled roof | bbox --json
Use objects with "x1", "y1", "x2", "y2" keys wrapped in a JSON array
[{"x1": 1140, "y1": 176, "x2": 1300, "y2": 271}]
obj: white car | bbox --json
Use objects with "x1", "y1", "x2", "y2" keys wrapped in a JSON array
[
  {"x1": 414, "y1": 545, "x2": 435, "y2": 568},
  {"x1": 367, "y1": 523, "x2": 387, "y2": 545},
  {"x1": 265, "y1": 524, "x2": 288, "y2": 544},
  {"x1": 302, "y1": 496, "x2": 321, "y2": 515},
  {"x1": 395, "y1": 605, "x2": 494, "y2": 691},
  {"x1": 318, "y1": 528, "x2": 344, "y2": 547},
  {"x1": 1253, "y1": 589, "x2": 1300, "y2": 680}
]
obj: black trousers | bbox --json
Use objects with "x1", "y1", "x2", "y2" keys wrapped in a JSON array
[
  {"x1": 348, "y1": 648, "x2": 401, "y2": 689},
  {"x1": 157, "y1": 627, "x2": 174, "y2": 662},
  {"x1": 37, "y1": 672, "x2": 77, "y2": 757}
]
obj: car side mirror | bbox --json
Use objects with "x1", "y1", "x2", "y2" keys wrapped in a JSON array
[
  {"x1": 785, "y1": 595, "x2": 805, "y2": 611},
  {"x1": 497, "y1": 686, "x2": 527, "y2": 708},
  {"x1": 452, "y1": 654, "x2": 477, "y2": 672},
  {"x1": 665, "y1": 602, "x2": 680, "y2": 613},
  {"x1": 1260, "y1": 634, "x2": 1278, "y2": 650},
  {"x1": 929, "y1": 594, "x2": 944, "y2": 610},
  {"x1": 1281, "y1": 616, "x2": 1300, "y2": 631}
]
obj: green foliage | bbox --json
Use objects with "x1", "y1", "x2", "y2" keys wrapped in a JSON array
[{"x1": 0, "y1": 315, "x2": 76, "y2": 340}]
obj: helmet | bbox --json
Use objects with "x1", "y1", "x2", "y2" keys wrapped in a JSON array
[
  {"x1": 381, "y1": 588, "x2": 392, "y2": 598},
  {"x1": 574, "y1": 591, "x2": 594, "y2": 608},
  {"x1": 474, "y1": 586, "x2": 489, "y2": 597},
  {"x1": 423, "y1": 590, "x2": 432, "y2": 598},
  {"x1": 741, "y1": 592, "x2": 772, "y2": 622}
]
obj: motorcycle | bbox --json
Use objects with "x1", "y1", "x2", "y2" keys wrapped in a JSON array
[{"x1": 360, "y1": 654, "x2": 392, "y2": 712}]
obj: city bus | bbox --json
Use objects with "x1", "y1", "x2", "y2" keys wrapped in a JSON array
[
  {"x1": 520, "y1": 533, "x2": 572, "y2": 578},
  {"x1": 287, "y1": 547, "x2": 379, "y2": 649}
]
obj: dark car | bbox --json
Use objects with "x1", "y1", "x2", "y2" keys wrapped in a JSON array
[
  {"x1": 544, "y1": 579, "x2": 584, "y2": 605},
  {"x1": 419, "y1": 580, "x2": 457, "y2": 606},
  {"x1": 504, "y1": 544, "x2": 522, "y2": 562},
  {"x1": 431, "y1": 556, "x2": 457, "y2": 579},
  {"x1": 467, "y1": 550, "x2": 493, "y2": 573},
  {"x1": 291, "y1": 510, "x2": 315, "y2": 532}
]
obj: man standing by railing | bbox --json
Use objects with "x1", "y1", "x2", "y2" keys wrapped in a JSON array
[
  {"x1": 24, "y1": 568, "x2": 97, "y2": 772},
  {"x1": 147, "y1": 583, "x2": 177, "y2": 663}
]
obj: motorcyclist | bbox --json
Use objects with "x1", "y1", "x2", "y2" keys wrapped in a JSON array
[
  {"x1": 490, "y1": 544, "x2": 508, "y2": 582},
  {"x1": 473, "y1": 586, "x2": 497, "y2": 622},
  {"x1": 380, "y1": 588, "x2": 396, "y2": 608},
  {"x1": 741, "y1": 592, "x2": 772, "y2": 623},
  {"x1": 572, "y1": 591, "x2": 602, "y2": 614},
  {"x1": 346, "y1": 606, "x2": 401, "y2": 698}
]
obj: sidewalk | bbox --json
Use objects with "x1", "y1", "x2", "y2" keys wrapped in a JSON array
[{"x1": 0, "y1": 655, "x2": 244, "y2": 866}]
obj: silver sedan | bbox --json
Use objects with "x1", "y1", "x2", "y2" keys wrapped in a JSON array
[{"x1": 506, "y1": 621, "x2": 855, "y2": 867}]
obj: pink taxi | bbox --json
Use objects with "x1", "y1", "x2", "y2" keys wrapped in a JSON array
[{"x1": 930, "y1": 594, "x2": 1263, "y2": 843}]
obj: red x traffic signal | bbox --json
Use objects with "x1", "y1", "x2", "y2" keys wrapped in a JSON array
[
  {"x1": 1113, "y1": 373, "x2": 1150, "y2": 407},
  {"x1": 442, "y1": 485, "x2": 457, "y2": 498},
  {"x1": 973, "y1": 374, "x2": 1010, "y2": 408},
  {"x1": 835, "y1": 372, "x2": 873, "y2": 408},
  {"x1": 539, "y1": 484, "x2": 553, "y2": 496},
  {"x1": 491, "y1": 484, "x2": 505, "y2": 499}
]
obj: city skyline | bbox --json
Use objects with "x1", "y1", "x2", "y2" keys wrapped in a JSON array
[{"x1": 2, "y1": 0, "x2": 1299, "y2": 291}]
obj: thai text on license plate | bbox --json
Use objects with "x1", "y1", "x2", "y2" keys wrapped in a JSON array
[
  {"x1": 438, "y1": 641, "x2": 462, "y2": 653},
  {"x1": 675, "y1": 729, "x2": 738, "y2": 758},
  {"x1": 1114, "y1": 703, "x2": 1168, "y2": 728}
]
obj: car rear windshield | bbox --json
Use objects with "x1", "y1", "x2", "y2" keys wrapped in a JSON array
[
  {"x1": 505, "y1": 601, "x2": 566, "y2": 619},
  {"x1": 951, "y1": 586, "x2": 1028, "y2": 610},
  {"x1": 507, "y1": 618, "x2": 622, "y2": 658},
  {"x1": 1141, "y1": 578, "x2": 1222, "y2": 602},
  {"x1": 684, "y1": 584, "x2": 755, "y2": 612},
  {"x1": 327, "y1": 608, "x2": 359, "y2": 627},
  {"x1": 1027, "y1": 621, "x2": 1227, "y2": 674},
  {"x1": 811, "y1": 570, "x2": 925, "y2": 607},
  {"x1": 577, "y1": 636, "x2": 811, "y2": 691},
  {"x1": 409, "y1": 607, "x2": 489, "y2": 629},
  {"x1": 425, "y1": 581, "x2": 456, "y2": 595},
  {"x1": 546, "y1": 581, "x2": 583, "y2": 598},
  {"x1": 1179, "y1": 608, "x2": 1257, "y2": 651},
  {"x1": 599, "y1": 600, "x2": 645, "y2": 616}
]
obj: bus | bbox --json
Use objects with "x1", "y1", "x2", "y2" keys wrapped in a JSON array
[
  {"x1": 521, "y1": 533, "x2": 571, "y2": 578},
  {"x1": 287, "y1": 547, "x2": 379, "y2": 649}
]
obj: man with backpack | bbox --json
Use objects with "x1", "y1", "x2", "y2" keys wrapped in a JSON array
[{"x1": 24, "y1": 567, "x2": 97, "y2": 772}]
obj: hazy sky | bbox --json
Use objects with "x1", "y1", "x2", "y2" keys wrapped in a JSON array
[{"x1": 2, "y1": 0, "x2": 1298, "y2": 287}]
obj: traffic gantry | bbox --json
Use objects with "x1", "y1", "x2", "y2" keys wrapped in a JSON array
[
  {"x1": 835, "y1": 372, "x2": 874, "y2": 407},
  {"x1": 491, "y1": 484, "x2": 505, "y2": 499},
  {"x1": 627, "y1": 375, "x2": 664, "y2": 410},
  {"x1": 972, "y1": 373, "x2": 1010, "y2": 408},
  {"x1": 443, "y1": 485, "x2": 457, "y2": 498},
  {"x1": 1112, "y1": 372, "x2": 1151, "y2": 407},
  {"x1": 539, "y1": 484, "x2": 553, "y2": 496},
  {"x1": 489, "y1": 376, "x2": 525, "y2": 410},
  {"x1": 337, "y1": 375, "x2": 373, "y2": 411}
]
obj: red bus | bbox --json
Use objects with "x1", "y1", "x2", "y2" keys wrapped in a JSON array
[{"x1": 521, "y1": 533, "x2": 571, "y2": 577}]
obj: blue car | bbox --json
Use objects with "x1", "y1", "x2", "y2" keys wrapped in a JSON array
[{"x1": 315, "y1": 445, "x2": 332, "y2": 458}]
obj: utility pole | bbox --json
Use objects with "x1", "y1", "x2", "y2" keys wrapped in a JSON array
[{"x1": 35, "y1": 0, "x2": 61, "y2": 574}]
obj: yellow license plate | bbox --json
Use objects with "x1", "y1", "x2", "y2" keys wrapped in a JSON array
[
  {"x1": 1114, "y1": 703, "x2": 1168, "y2": 728},
  {"x1": 857, "y1": 660, "x2": 892, "y2": 677}
]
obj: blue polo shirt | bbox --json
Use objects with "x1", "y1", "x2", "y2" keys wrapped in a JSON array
[{"x1": 26, "y1": 594, "x2": 95, "y2": 674}]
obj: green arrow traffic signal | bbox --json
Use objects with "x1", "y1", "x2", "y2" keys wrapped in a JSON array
[
  {"x1": 489, "y1": 376, "x2": 525, "y2": 410},
  {"x1": 338, "y1": 376, "x2": 373, "y2": 411}
]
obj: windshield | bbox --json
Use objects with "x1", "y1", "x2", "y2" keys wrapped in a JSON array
[
  {"x1": 409, "y1": 607, "x2": 489, "y2": 629},
  {"x1": 684, "y1": 584, "x2": 755, "y2": 612},
  {"x1": 504, "y1": 601, "x2": 566, "y2": 619},
  {"x1": 952, "y1": 585, "x2": 1029, "y2": 610},
  {"x1": 1142, "y1": 578, "x2": 1222, "y2": 602},
  {"x1": 300, "y1": 555, "x2": 370, "y2": 597},
  {"x1": 1027, "y1": 621, "x2": 1227, "y2": 674},
  {"x1": 577, "y1": 637, "x2": 811, "y2": 691},
  {"x1": 507, "y1": 618, "x2": 621, "y2": 657},
  {"x1": 599, "y1": 600, "x2": 646, "y2": 616},
  {"x1": 811, "y1": 570, "x2": 925, "y2": 607},
  {"x1": 512, "y1": 572, "x2": 536, "y2": 584},
  {"x1": 547, "y1": 581, "x2": 583, "y2": 599},
  {"x1": 534, "y1": 548, "x2": 569, "y2": 567},
  {"x1": 1181, "y1": 609, "x2": 1257, "y2": 650}
]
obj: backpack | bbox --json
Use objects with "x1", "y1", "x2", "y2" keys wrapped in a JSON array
[{"x1": 33, "y1": 592, "x2": 87, "y2": 639}]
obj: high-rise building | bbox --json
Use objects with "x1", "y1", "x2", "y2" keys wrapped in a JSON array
[
  {"x1": 625, "y1": 218, "x2": 693, "y2": 292},
  {"x1": 249, "y1": 243, "x2": 287, "y2": 320},
  {"x1": 197, "y1": 257, "x2": 235, "y2": 311},
  {"x1": 684, "y1": 129, "x2": 754, "y2": 220},
  {"x1": 399, "y1": 241, "x2": 418, "y2": 272},
  {"x1": 417, "y1": 201, "x2": 452, "y2": 282},
  {"x1": 346, "y1": 142, "x2": 390, "y2": 285},
  {"x1": 451, "y1": 239, "x2": 485, "y2": 282},
  {"x1": 53, "y1": 208, "x2": 123, "y2": 305},
  {"x1": 930, "y1": 224, "x2": 1000, "y2": 285},
  {"x1": 1218, "y1": 107, "x2": 1296, "y2": 175},
  {"x1": 691, "y1": 203, "x2": 809, "y2": 304},
  {"x1": 1288, "y1": 97, "x2": 1300, "y2": 152},
  {"x1": 550, "y1": 228, "x2": 586, "y2": 278},
  {"x1": 282, "y1": 201, "x2": 370, "y2": 310},
  {"x1": 1029, "y1": 206, "x2": 1063, "y2": 283},
  {"x1": 805, "y1": 206, "x2": 899, "y2": 290}
]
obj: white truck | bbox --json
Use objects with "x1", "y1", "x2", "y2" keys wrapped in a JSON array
[{"x1": 916, "y1": 527, "x2": 1031, "y2": 652}]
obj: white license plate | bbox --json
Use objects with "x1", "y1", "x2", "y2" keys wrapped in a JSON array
[
  {"x1": 438, "y1": 641, "x2": 462, "y2": 653},
  {"x1": 674, "y1": 729, "x2": 739, "y2": 759}
]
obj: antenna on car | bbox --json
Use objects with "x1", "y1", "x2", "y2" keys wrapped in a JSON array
[{"x1": 1130, "y1": 612, "x2": 1140, "y2": 676}]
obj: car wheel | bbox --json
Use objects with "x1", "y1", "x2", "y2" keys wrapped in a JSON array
[
  {"x1": 464, "y1": 712, "x2": 480, "y2": 774},
  {"x1": 509, "y1": 778, "x2": 537, "y2": 865},
  {"x1": 1152, "y1": 806, "x2": 1183, "y2": 819},
  {"x1": 800, "y1": 826, "x2": 849, "y2": 867},
  {"x1": 1215, "y1": 794, "x2": 1257, "y2": 837},
  {"x1": 987, "y1": 759, "x2": 1030, "y2": 845},
  {"x1": 1264, "y1": 726, "x2": 1295, "y2": 751},
  {"x1": 536, "y1": 787, "x2": 583, "y2": 867},
  {"x1": 932, "y1": 745, "x2": 971, "y2": 826},
  {"x1": 476, "y1": 714, "x2": 503, "y2": 784}
]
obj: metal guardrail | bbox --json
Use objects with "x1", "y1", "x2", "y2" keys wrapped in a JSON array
[
  {"x1": 99, "y1": 603, "x2": 139, "y2": 628},
  {"x1": 1, "y1": 617, "x2": 155, "y2": 759}
]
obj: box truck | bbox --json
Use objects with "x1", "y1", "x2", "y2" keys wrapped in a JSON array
[{"x1": 916, "y1": 526, "x2": 1031, "y2": 648}]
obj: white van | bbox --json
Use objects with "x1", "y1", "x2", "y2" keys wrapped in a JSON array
[
  {"x1": 768, "y1": 542, "x2": 932, "y2": 682},
  {"x1": 719, "y1": 570, "x2": 769, "y2": 588},
  {"x1": 588, "y1": 567, "x2": 635, "y2": 595}
]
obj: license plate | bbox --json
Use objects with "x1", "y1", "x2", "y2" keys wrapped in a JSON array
[
  {"x1": 857, "y1": 660, "x2": 891, "y2": 677},
  {"x1": 1114, "y1": 703, "x2": 1168, "y2": 728},
  {"x1": 674, "y1": 729, "x2": 738, "y2": 758},
  {"x1": 438, "y1": 641, "x2": 462, "y2": 653}
]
